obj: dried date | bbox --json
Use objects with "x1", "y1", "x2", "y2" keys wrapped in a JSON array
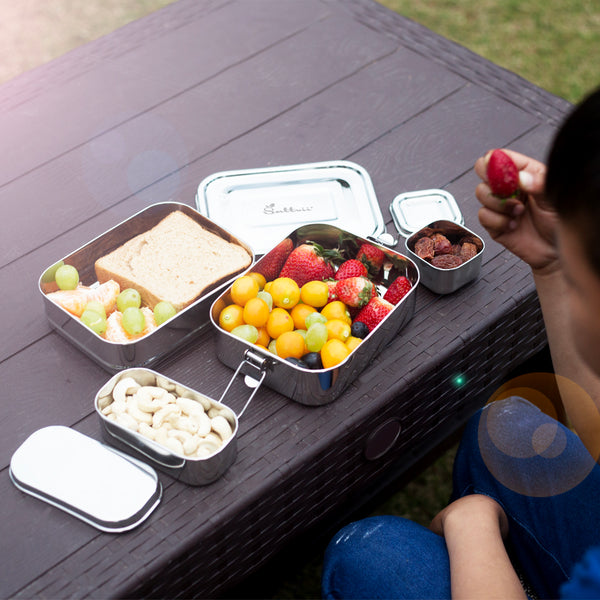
[{"x1": 431, "y1": 254, "x2": 464, "y2": 269}]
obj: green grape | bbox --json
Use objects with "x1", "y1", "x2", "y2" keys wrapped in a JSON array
[
  {"x1": 84, "y1": 300, "x2": 106, "y2": 319},
  {"x1": 257, "y1": 290, "x2": 273, "y2": 311},
  {"x1": 117, "y1": 288, "x2": 142, "y2": 312},
  {"x1": 121, "y1": 306, "x2": 146, "y2": 335},
  {"x1": 81, "y1": 309, "x2": 107, "y2": 336},
  {"x1": 154, "y1": 301, "x2": 177, "y2": 325},
  {"x1": 55, "y1": 264, "x2": 79, "y2": 290},
  {"x1": 41, "y1": 260, "x2": 64, "y2": 284},
  {"x1": 305, "y1": 312, "x2": 327, "y2": 329},
  {"x1": 268, "y1": 339, "x2": 278, "y2": 355},
  {"x1": 230, "y1": 324, "x2": 259, "y2": 343},
  {"x1": 305, "y1": 322, "x2": 328, "y2": 352}
]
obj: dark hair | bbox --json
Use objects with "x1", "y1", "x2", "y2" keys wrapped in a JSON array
[{"x1": 546, "y1": 86, "x2": 600, "y2": 276}]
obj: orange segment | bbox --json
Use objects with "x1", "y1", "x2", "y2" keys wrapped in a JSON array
[{"x1": 47, "y1": 279, "x2": 120, "y2": 317}]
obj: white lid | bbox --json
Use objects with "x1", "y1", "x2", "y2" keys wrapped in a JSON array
[{"x1": 10, "y1": 426, "x2": 161, "y2": 532}]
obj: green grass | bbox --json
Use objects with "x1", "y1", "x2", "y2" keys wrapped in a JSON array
[{"x1": 376, "y1": 0, "x2": 600, "y2": 104}]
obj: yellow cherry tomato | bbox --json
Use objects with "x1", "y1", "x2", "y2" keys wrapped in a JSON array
[
  {"x1": 300, "y1": 280, "x2": 329, "y2": 307},
  {"x1": 269, "y1": 277, "x2": 301, "y2": 309},
  {"x1": 218, "y1": 304, "x2": 245, "y2": 332},
  {"x1": 290, "y1": 303, "x2": 317, "y2": 330},
  {"x1": 321, "y1": 338, "x2": 350, "y2": 368},
  {"x1": 266, "y1": 307, "x2": 294, "y2": 339},
  {"x1": 275, "y1": 330, "x2": 306, "y2": 360},
  {"x1": 320, "y1": 300, "x2": 352, "y2": 325},
  {"x1": 230, "y1": 275, "x2": 260, "y2": 306},
  {"x1": 325, "y1": 319, "x2": 351, "y2": 342},
  {"x1": 243, "y1": 297, "x2": 270, "y2": 327}
]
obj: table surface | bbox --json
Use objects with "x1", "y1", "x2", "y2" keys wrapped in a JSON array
[{"x1": 1, "y1": 0, "x2": 571, "y2": 597}]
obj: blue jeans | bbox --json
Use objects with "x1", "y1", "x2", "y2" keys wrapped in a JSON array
[{"x1": 321, "y1": 397, "x2": 600, "y2": 599}]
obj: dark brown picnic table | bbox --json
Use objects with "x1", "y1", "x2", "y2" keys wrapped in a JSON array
[{"x1": 0, "y1": 0, "x2": 571, "y2": 597}]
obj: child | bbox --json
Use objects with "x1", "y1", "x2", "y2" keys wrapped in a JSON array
[{"x1": 321, "y1": 85, "x2": 600, "y2": 599}]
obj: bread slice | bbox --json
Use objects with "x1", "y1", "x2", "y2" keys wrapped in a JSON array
[{"x1": 95, "y1": 211, "x2": 251, "y2": 311}]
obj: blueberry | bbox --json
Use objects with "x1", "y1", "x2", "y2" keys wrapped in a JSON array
[
  {"x1": 302, "y1": 352, "x2": 323, "y2": 370},
  {"x1": 351, "y1": 321, "x2": 370, "y2": 339}
]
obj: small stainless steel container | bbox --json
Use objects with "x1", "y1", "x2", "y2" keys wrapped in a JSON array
[
  {"x1": 39, "y1": 202, "x2": 254, "y2": 372},
  {"x1": 95, "y1": 368, "x2": 244, "y2": 486},
  {"x1": 391, "y1": 190, "x2": 485, "y2": 294},
  {"x1": 210, "y1": 223, "x2": 419, "y2": 406},
  {"x1": 405, "y1": 220, "x2": 485, "y2": 295}
]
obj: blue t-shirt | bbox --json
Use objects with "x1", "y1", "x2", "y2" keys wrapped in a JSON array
[{"x1": 561, "y1": 546, "x2": 600, "y2": 598}]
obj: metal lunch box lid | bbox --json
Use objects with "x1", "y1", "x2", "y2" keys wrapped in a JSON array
[
  {"x1": 196, "y1": 160, "x2": 386, "y2": 255},
  {"x1": 390, "y1": 189, "x2": 463, "y2": 237},
  {"x1": 10, "y1": 426, "x2": 162, "y2": 532}
]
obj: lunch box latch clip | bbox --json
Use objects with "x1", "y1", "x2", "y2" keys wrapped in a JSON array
[{"x1": 218, "y1": 349, "x2": 271, "y2": 418}]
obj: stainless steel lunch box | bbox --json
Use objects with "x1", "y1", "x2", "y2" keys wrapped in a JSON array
[
  {"x1": 39, "y1": 202, "x2": 254, "y2": 372},
  {"x1": 391, "y1": 190, "x2": 485, "y2": 294},
  {"x1": 210, "y1": 223, "x2": 419, "y2": 406},
  {"x1": 405, "y1": 220, "x2": 485, "y2": 295},
  {"x1": 95, "y1": 368, "x2": 246, "y2": 486}
]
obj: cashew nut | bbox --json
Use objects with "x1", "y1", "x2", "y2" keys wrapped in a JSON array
[
  {"x1": 183, "y1": 436, "x2": 201, "y2": 456},
  {"x1": 136, "y1": 387, "x2": 168, "y2": 413},
  {"x1": 190, "y1": 411, "x2": 212, "y2": 436},
  {"x1": 171, "y1": 415, "x2": 199, "y2": 435},
  {"x1": 112, "y1": 377, "x2": 141, "y2": 404},
  {"x1": 211, "y1": 415, "x2": 233, "y2": 441},
  {"x1": 138, "y1": 422, "x2": 157, "y2": 441},
  {"x1": 101, "y1": 372, "x2": 233, "y2": 459},
  {"x1": 176, "y1": 397, "x2": 206, "y2": 417},
  {"x1": 126, "y1": 395, "x2": 153, "y2": 425},
  {"x1": 115, "y1": 412, "x2": 139, "y2": 431},
  {"x1": 152, "y1": 404, "x2": 181, "y2": 428}
]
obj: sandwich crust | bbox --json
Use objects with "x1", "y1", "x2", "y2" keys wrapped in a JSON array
[{"x1": 95, "y1": 211, "x2": 251, "y2": 311}]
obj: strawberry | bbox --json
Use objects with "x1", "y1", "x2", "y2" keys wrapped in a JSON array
[
  {"x1": 357, "y1": 243, "x2": 386, "y2": 277},
  {"x1": 279, "y1": 242, "x2": 336, "y2": 287},
  {"x1": 486, "y1": 149, "x2": 519, "y2": 199},
  {"x1": 335, "y1": 276, "x2": 375, "y2": 308},
  {"x1": 255, "y1": 238, "x2": 294, "y2": 281},
  {"x1": 325, "y1": 279, "x2": 338, "y2": 302},
  {"x1": 335, "y1": 259, "x2": 368, "y2": 281},
  {"x1": 383, "y1": 276, "x2": 412, "y2": 305},
  {"x1": 354, "y1": 297, "x2": 394, "y2": 332}
]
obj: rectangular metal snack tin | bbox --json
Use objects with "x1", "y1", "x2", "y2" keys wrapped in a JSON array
[
  {"x1": 210, "y1": 223, "x2": 419, "y2": 406},
  {"x1": 391, "y1": 190, "x2": 485, "y2": 295},
  {"x1": 405, "y1": 220, "x2": 485, "y2": 295},
  {"x1": 196, "y1": 160, "x2": 386, "y2": 255},
  {"x1": 39, "y1": 202, "x2": 254, "y2": 372},
  {"x1": 95, "y1": 368, "x2": 242, "y2": 486}
]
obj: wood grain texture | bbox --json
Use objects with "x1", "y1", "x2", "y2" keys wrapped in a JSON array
[{"x1": 0, "y1": 0, "x2": 570, "y2": 597}]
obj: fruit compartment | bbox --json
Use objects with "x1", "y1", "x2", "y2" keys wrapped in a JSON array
[
  {"x1": 209, "y1": 223, "x2": 419, "y2": 406},
  {"x1": 39, "y1": 202, "x2": 253, "y2": 372}
]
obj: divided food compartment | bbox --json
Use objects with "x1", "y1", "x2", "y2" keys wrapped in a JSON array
[
  {"x1": 210, "y1": 223, "x2": 420, "y2": 406},
  {"x1": 95, "y1": 368, "x2": 248, "y2": 486},
  {"x1": 39, "y1": 202, "x2": 254, "y2": 372}
]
